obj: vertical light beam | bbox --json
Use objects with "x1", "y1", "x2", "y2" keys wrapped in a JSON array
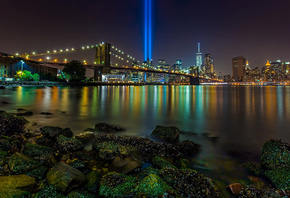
[
  {"x1": 144, "y1": 0, "x2": 148, "y2": 61},
  {"x1": 148, "y1": 0, "x2": 152, "y2": 60},
  {"x1": 144, "y1": 0, "x2": 152, "y2": 61}
]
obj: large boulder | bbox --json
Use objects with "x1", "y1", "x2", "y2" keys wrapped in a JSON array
[
  {"x1": 260, "y1": 139, "x2": 290, "y2": 170},
  {"x1": 23, "y1": 143, "x2": 54, "y2": 161},
  {"x1": 0, "y1": 111, "x2": 27, "y2": 136},
  {"x1": 151, "y1": 125, "x2": 180, "y2": 142},
  {"x1": 134, "y1": 174, "x2": 175, "y2": 197},
  {"x1": 9, "y1": 153, "x2": 41, "y2": 174},
  {"x1": 55, "y1": 135, "x2": 84, "y2": 153},
  {"x1": 110, "y1": 155, "x2": 142, "y2": 174},
  {"x1": 159, "y1": 168, "x2": 219, "y2": 197},
  {"x1": 99, "y1": 172, "x2": 136, "y2": 198},
  {"x1": 47, "y1": 162, "x2": 87, "y2": 193}
]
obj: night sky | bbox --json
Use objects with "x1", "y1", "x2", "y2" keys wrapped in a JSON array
[{"x1": 1, "y1": 0, "x2": 290, "y2": 74}]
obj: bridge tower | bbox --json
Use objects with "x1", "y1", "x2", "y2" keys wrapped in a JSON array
[
  {"x1": 94, "y1": 43, "x2": 111, "y2": 81},
  {"x1": 189, "y1": 66, "x2": 200, "y2": 85}
]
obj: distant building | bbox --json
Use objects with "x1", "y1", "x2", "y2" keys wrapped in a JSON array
[
  {"x1": 157, "y1": 59, "x2": 166, "y2": 69},
  {"x1": 218, "y1": 72, "x2": 223, "y2": 80},
  {"x1": 232, "y1": 56, "x2": 246, "y2": 81},
  {"x1": 0, "y1": 55, "x2": 57, "y2": 79},
  {"x1": 204, "y1": 54, "x2": 215, "y2": 78},
  {"x1": 196, "y1": 43, "x2": 202, "y2": 71},
  {"x1": 175, "y1": 60, "x2": 182, "y2": 70},
  {"x1": 244, "y1": 67, "x2": 261, "y2": 82}
]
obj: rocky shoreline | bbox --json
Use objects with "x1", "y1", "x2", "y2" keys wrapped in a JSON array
[{"x1": 0, "y1": 111, "x2": 289, "y2": 197}]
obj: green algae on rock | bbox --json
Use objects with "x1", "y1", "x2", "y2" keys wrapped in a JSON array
[
  {"x1": 9, "y1": 153, "x2": 42, "y2": 174},
  {"x1": 99, "y1": 172, "x2": 137, "y2": 197},
  {"x1": 134, "y1": 174, "x2": 176, "y2": 197},
  {"x1": 151, "y1": 156, "x2": 176, "y2": 169},
  {"x1": 47, "y1": 162, "x2": 87, "y2": 193},
  {"x1": 261, "y1": 139, "x2": 290, "y2": 170}
]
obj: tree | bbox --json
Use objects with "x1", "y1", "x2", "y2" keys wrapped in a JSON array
[
  {"x1": 14, "y1": 70, "x2": 34, "y2": 81},
  {"x1": 62, "y1": 60, "x2": 86, "y2": 82},
  {"x1": 32, "y1": 73, "x2": 40, "y2": 81}
]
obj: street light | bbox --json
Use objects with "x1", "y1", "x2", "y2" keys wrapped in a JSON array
[{"x1": 20, "y1": 60, "x2": 24, "y2": 71}]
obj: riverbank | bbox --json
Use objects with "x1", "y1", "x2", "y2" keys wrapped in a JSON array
[
  {"x1": 0, "y1": 111, "x2": 289, "y2": 197},
  {"x1": 0, "y1": 81, "x2": 190, "y2": 87}
]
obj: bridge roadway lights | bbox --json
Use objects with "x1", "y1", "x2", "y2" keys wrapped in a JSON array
[{"x1": 190, "y1": 77, "x2": 200, "y2": 85}]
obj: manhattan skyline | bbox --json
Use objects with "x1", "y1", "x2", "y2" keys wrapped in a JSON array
[{"x1": 1, "y1": 0, "x2": 290, "y2": 74}]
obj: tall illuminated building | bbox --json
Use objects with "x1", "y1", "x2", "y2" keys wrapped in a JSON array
[
  {"x1": 205, "y1": 54, "x2": 215, "y2": 78},
  {"x1": 232, "y1": 56, "x2": 246, "y2": 81},
  {"x1": 196, "y1": 43, "x2": 202, "y2": 70}
]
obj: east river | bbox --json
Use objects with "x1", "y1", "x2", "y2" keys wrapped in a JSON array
[{"x1": 1, "y1": 85, "x2": 290, "y2": 186}]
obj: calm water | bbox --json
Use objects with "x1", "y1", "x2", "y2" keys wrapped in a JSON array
[{"x1": 1, "y1": 85, "x2": 290, "y2": 187}]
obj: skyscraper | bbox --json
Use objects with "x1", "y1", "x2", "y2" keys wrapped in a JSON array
[
  {"x1": 205, "y1": 54, "x2": 215, "y2": 78},
  {"x1": 196, "y1": 43, "x2": 202, "y2": 70},
  {"x1": 232, "y1": 56, "x2": 246, "y2": 81}
]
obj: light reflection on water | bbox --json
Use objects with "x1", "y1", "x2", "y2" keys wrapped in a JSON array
[{"x1": 1, "y1": 85, "x2": 290, "y2": 186}]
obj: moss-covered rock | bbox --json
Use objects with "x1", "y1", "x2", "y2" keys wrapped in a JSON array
[
  {"x1": 75, "y1": 132, "x2": 95, "y2": 145},
  {"x1": 238, "y1": 185, "x2": 283, "y2": 198},
  {"x1": 40, "y1": 126, "x2": 63, "y2": 138},
  {"x1": 159, "y1": 168, "x2": 219, "y2": 197},
  {"x1": 69, "y1": 159, "x2": 87, "y2": 171},
  {"x1": 61, "y1": 128, "x2": 73, "y2": 138},
  {"x1": 9, "y1": 153, "x2": 41, "y2": 174},
  {"x1": 134, "y1": 174, "x2": 175, "y2": 197},
  {"x1": 93, "y1": 141, "x2": 121, "y2": 160},
  {"x1": 0, "y1": 175, "x2": 36, "y2": 192},
  {"x1": 260, "y1": 139, "x2": 290, "y2": 170},
  {"x1": 95, "y1": 122, "x2": 124, "y2": 132},
  {"x1": 55, "y1": 135, "x2": 84, "y2": 153},
  {"x1": 99, "y1": 172, "x2": 137, "y2": 197},
  {"x1": 0, "y1": 150, "x2": 8, "y2": 161},
  {"x1": 151, "y1": 125, "x2": 179, "y2": 142},
  {"x1": 0, "y1": 111, "x2": 27, "y2": 136},
  {"x1": 0, "y1": 188, "x2": 31, "y2": 198},
  {"x1": 85, "y1": 171, "x2": 101, "y2": 193},
  {"x1": 23, "y1": 143, "x2": 54, "y2": 161},
  {"x1": 110, "y1": 155, "x2": 142, "y2": 174},
  {"x1": 176, "y1": 140, "x2": 200, "y2": 156},
  {"x1": 34, "y1": 185, "x2": 65, "y2": 198},
  {"x1": 66, "y1": 190, "x2": 95, "y2": 198},
  {"x1": 151, "y1": 156, "x2": 176, "y2": 169},
  {"x1": 47, "y1": 162, "x2": 87, "y2": 193},
  {"x1": 264, "y1": 168, "x2": 290, "y2": 190},
  {"x1": 0, "y1": 136, "x2": 21, "y2": 152},
  {"x1": 137, "y1": 166, "x2": 160, "y2": 181},
  {"x1": 25, "y1": 166, "x2": 48, "y2": 180}
]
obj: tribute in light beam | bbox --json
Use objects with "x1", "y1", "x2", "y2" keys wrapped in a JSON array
[{"x1": 144, "y1": 0, "x2": 153, "y2": 61}]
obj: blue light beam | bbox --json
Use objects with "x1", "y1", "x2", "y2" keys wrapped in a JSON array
[{"x1": 144, "y1": 0, "x2": 152, "y2": 61}]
